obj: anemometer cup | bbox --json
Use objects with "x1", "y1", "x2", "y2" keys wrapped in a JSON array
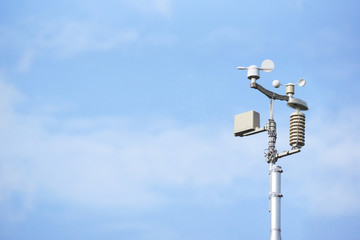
[
  {"x1": 237, "y1": 60, "x2": 275, "y2": 87},
  {"x1": 247, "y1": 65, "x2": 260, "y2": 80}
]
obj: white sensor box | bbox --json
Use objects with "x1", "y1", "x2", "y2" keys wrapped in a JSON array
[{"x1": 234, "y1": 111, "x2": 260, "y2": 137}]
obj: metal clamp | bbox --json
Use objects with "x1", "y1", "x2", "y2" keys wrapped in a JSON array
[
  {"x1": 269, "y1": 192, "x2": 283, "y2": 198},
  {"x1": 269, "y1": 166, "x2": 283, "y2": 173}
]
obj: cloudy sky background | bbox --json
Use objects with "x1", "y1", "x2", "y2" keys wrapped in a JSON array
[{"x1": 0, "y1": 0, "x2": 360, "y2": 239}]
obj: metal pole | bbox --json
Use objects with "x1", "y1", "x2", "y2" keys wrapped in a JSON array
[
  {"x1": 269, "y1": 165, "x2": 282, "y2": 240},
  {"x1": 267, "y1": 100, "x2": 277, "y2": 163},
  {"x1": 267, "y1": 99, "x2": 282, "y2": 240},
  {"x1": 237, "y1": 61, "x2": 308, "y2": 240},
  {"x1": 270, "y1": 98, "x2": 274, "y2": 120}
]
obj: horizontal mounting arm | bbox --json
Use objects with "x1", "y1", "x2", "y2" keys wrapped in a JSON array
[
  {"x1": 241, "y1": 127, "x2": 267, "y2": 137},
  {"x1": 277, "y1": 148, "x2": 301, "y2": 158},
  {"x1": 252, "y1": 83, "x2": 289, "y2": 101}
]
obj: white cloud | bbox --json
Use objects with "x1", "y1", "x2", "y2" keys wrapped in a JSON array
[
  {"x1": 17, "y1": 49, "x2": 36, "y2": 73},
  {"x1": 34, "y1": 19, "x2": 139, "y2": 58},
  {"x1": 0, "y1": 116, "x2": 264, "y2": 208},
  {"x1": 0, "y1": 18, "x2": 139, "y2": 72},
  {"x1": 126, "y1": 0, "x2": 173, "y2": 17},
  {"x1": 153, "y1": 0, "x2": 172, "y2": 17},
  {"x1": 0, "y1": 73, "x2": 24, "y2": 126},
  {"x1": 0, "y1": 77, "x2": 266, "y2": 219},
  {"x1": 286, "y1": 0, "x2": 304, "y2": 11},
  {"x1": 0, "y1": 76, "x2": 358, "y2": 221},
  {"x1": 1, "y1": 12, "x2": 178, "y2": 72}
]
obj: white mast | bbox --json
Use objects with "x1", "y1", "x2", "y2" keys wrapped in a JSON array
[{"x1": 235, "y1": 60, "x2": 308, "y2": 240}]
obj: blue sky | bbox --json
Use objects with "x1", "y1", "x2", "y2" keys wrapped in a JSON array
[{"x1": 0, "y1": 0, "x2": 360, "y2": 239}]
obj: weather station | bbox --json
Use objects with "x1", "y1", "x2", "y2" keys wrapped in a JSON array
[{"x1": 234, "y1": 60, "x2": 308, "y2": 240}]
